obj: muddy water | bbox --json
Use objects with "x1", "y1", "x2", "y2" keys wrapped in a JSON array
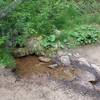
[{"x1": 16, "y1": 56, "x2": 80, "y2": 80}]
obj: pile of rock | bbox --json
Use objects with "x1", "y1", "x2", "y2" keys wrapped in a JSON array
[{"x1": 49, "y1": 50, "x2": 100, "y2": 92}]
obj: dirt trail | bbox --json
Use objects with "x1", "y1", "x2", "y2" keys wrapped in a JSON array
[{"x1": 0, "y1": 45, "x2": 100, "y2": 100}]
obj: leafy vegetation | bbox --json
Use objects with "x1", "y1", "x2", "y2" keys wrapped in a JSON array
[
  {"x1": 0, "y1": 0, "x2": 100, "y2": 67},
  {"x1": 0, "y1": 48, "x2": 15, "y2": 67}
]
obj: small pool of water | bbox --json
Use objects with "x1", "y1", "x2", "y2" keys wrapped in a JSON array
[{"x1": 15, "y1": 56, "x2": 80, "y2": 80}]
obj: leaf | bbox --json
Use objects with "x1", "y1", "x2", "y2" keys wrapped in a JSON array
[{"x1": 48, "y1": 35, "x2": 56, "y2": 42}]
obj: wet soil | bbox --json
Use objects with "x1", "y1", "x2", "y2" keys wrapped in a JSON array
[{"x1": 15, "y1": 56, "x2": 80, "y2": 81}]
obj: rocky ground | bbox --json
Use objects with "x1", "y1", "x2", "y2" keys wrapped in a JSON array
[{"x1": 0, "y1": 45, "x2": 100, "y2": 100}]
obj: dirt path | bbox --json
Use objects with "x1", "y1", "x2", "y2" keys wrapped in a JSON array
[
  {"x1": 73, "y1": 44, "x2": 100, "y2": 66},
  {"x1": 0, "y1": 45, "x2": 100, "y2": 100}
]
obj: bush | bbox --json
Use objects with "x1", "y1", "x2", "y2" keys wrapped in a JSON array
[{"x1": 0, "y1": 49, "x2": 16, "y2": 68}]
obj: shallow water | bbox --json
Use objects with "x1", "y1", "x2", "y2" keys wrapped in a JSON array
[{"x1": 16, "y1": 56, "x2": 80, "y2": 80}]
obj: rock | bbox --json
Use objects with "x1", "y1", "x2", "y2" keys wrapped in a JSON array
[
  {"x1": 94, "y1": 82, "x2": 100, "y2": 92},
  {"x1": 60, "y1": 55, "x2": 71, "y2": 66},
  {"x1": 48, "y1": 64, "x2": 58, "y2": 69},
  {"x1": 38, "y1": 56, "x2": 51, "y2": 63},
  {"x1": 78, "y1": 70, "x2": 96, "y2": 82}
]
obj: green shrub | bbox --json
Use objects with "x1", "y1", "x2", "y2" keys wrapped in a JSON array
[
  {"x1": 41, "y1": 35, "x2": 56, "y2": 48},
  {"x1": 0, "y1": 49, "x2": 16, "y2": 68},
  {"x1": 0, "y1": 36, "x2": 7, "y2": 46}
]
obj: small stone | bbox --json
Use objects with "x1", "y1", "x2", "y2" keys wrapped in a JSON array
[
  {"x1": 38, "y1": 56, "x2": 51, "y2": 63},
  {"x1": 48, "y1": 64, "x2": 58, "y2": 69}
]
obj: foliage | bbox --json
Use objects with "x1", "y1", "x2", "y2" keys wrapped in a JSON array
[
  {"x1": 41, "y1": 35, "x2": 56, "y2": 48},
  {"x1": 0, "y1": 36, "x2": 7, "y2": 46},
  {"x1": 67, "y1": 25, "x2": 100, "y2": 46}
]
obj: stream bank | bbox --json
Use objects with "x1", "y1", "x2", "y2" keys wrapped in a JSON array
[{"x1": 0, "y1": 44, "x2": 100, "y2": 100}]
